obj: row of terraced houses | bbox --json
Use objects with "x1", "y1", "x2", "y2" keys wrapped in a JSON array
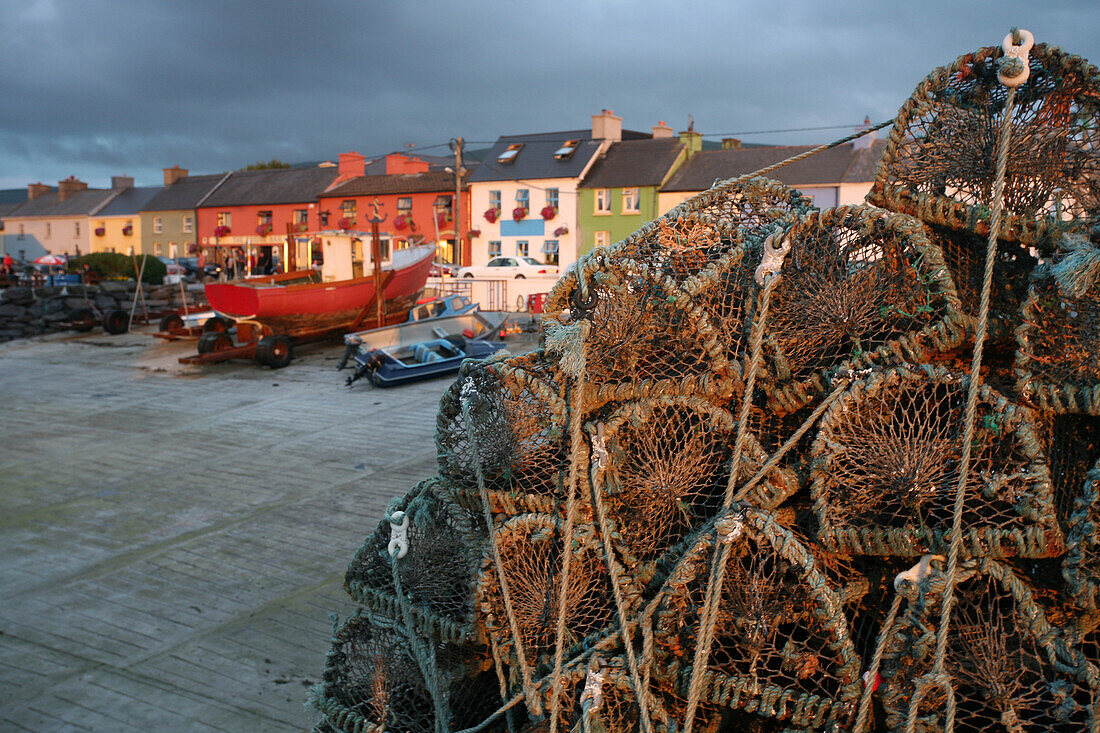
[{"x1": 0, "y1": 110, "x2": 884, "y2": 272}]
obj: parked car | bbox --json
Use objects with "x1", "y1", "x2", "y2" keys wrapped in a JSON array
[
  {"x1": 156, "y1": 256, "x2": 192, "y2": 284},
  {"x1": 429, "y1": 261, "x2": 457, "y2": 278},
  {"x1": 177, "y1": 256, "x2": 221, "y2": 280},
  {"x1": 457, "y1": 256, "x2": 559, "y2": 279}
]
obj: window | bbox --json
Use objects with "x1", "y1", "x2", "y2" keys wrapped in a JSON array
[
  {"x1": 595, "y1": 189, "x2": 611, "y2": 214},
  {"x1": 594, "y1": 231, "x2": 610, "y2": 249},
  {"x1": 516, "y1": 240, "x2": 529, "y2": 257},
  {"x1": 45, "y1": 222, "x2": 51, "y2": 238},
  {"x1": 434, "y1": 195, "x2": 453, "y2": 220},
  {"x1": 320, "y1": 210, "x2": 330, "y2": 227},
  {"x1": 153, "y1": 216, "x2": 163, "y2": 234},
  {"x1": 293, "y1": 209, "x2": 308, "y2": 226},
  {"x1": 542, "y1": 239, "x2": 559, "y2": 265},
  {"x1": 397, "y1": 197, "x2": 412, "y2": 217},
  {"x1": 258, "y1": 210, "x2": 273, "y2": 226},
  {"x1": 338, "y1": 201, "x2": 355, "y2": 224},
  {"x1": 546, "y1": 188, "x2": 559, "y2": 209},
  {"x1": 488, "y1": 240, "x2": 502, "y2": 257},
  {"x1": 622, "y1": 188, "x2": 640, "y2": 213},
  {"x1": 182, "y1": 216, "x2": 193, "y2": 233},
  {"x1": 489, "y1": 190, "x2": 501, "y2": 211},
  {"x1": 18, "y1": 224, "x2": 24, "y2": 240},
  {"x1": 154, "y1": 243, "x2": 163, "y2": 256},
  {"x1": 74, "y1": 221, "x2": 80, "y2": 237},
  {"x1": 217, "y1": 212, "x2": 232, "y2": 228},
  {"x1": 554, "y1": 140, "x2": 580, "y2": 160},
  {"x1": 515, "y1": 189, "x2": 530, "y2": 209},
  {"x1": 497, "y1": 143, "x2": 524, "y2": 164}
]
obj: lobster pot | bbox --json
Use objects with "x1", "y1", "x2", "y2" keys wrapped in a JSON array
[
  {"x1": 763, "y1": 205, "x2": 967, "y2": 414},
  {"x1": 1065, "y1": 460, "x2": 1100, "y2": 609},
  {"x1": 435, "y1": 353, "x2": 568, "y2": 516},
  {"x1": 313, "y1": 612, "x2": 502, "y2": 733},
  {"x1": 880, "y1": 559, "x2": 1096, "y2": 732},
  {"x1": 342, "y1": 478, "x2": 486, "y2": 643},
  {"x1": 811, "y1": 364, "x2": 1064, "y2": 557},
  {"x1": 1017, "y1": 251, "x2": 1100, "y2": 415},
  {"x1": 589, "y1": 396, "x2": 800, "y2": 582},
  {"x1": 474, "y1": 514, "x2": 641, "y2": 686},
  {"x1": 867, "y1": 40, "x2": 1100, "y2": 252},
  {"x1": 653, "y1": 508, "x2": 864, "y2": 730}
]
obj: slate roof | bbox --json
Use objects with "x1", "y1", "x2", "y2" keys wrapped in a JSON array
[
  {"x1": 579, "y1": 138, "x2": 684, "y2": 189},
  {"x1": 323, "y1": 171, "x2": 460, "y2": 198},
  {"x1": 199, "y1": 167, "x2": 339, "y2": 207},
  {"x1": 5, "y1": 188, "x2": 117, "y2": 218},
  {"x1": 466, "y1": 129, "x2": 649, "y2": 183},
  {"x1": 143, "y1": 173, "x2": 228, "y2": 212},
  {"x1": 97, "y1": 186, "x2": 163, "y2": 216},
  {"x1": 0, "y1": 188, "x2": 32, "y2": 206},
  {"x1": 660, "y1": 140, "x2": 887, "y2": 192}
]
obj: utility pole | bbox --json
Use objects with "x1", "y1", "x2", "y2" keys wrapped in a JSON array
[{"x1": 450, "y1": 137, "x2": 467, "y2": 266}]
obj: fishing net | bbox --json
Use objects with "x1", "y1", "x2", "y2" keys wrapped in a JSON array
[
  {"x1": 313, "y1": 612, "x2": 502, "y2": 733},
  {"x1": 879, "y1": 559, "x2": 1096, "y2": 732},
  {"x1": 811, "y1": 364, "x2": 1063, "y2": 557},
  {"x1": 474, "y1": 513, "x2": 639, "y2": 681},
  {"x1": 436, "y1": 353, "x2": 568, "y2": 515},
  {"x1": 652, "y1": 508, "x2": 864, "y2": 729},
  {"x1": 868, "y1": 40, "x2": 1100, "y2": 251},
  {"x1": 1064, "y1": 459, "x2": 1100, "y2": 609},
  {"x1": 342, "y1": 478, "x2": 485, "y2": 642},
  {"x1": 1017, "y1": 236, "x2": 1100, "y2": 414},
  {"x1": 763, "y1": 205, "x2": 966, "y2": 414},
  {"x1": 590, "y1": 396, "x2": 799, "y2": 582}
]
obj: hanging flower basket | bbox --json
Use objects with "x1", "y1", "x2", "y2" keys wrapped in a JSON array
[
  {"x1": 512, "y1": 206, "x2": 528, "y2": 222},
  {"x1": 553, "y1": 225, "x2": 569, "y2": 237},
  {"x1": 437, "y1": 212, "x2": 452, "y2": 227},
  {"x1": 394, "y1": 215, "x2": 408, "y2": 231},
  {"x1": 311, "y1": 236, "x2": 322, "y2": 246},
  {"x1": 187, "y1": 243, "x2": 198, "y2": 254},
  {"x1": 338, "y1": 217, "x2": 353, "y2": 231},
  {"x1": 296, "y1": 222, "x2": 309, "y2": 233},
  {"x1": 121, "y1": 225, "x2": 132, "y2": 236},
  {"x1": 468, "y1": 229, "x2": 481, "y2": 239},
  {"x1": 94, "y1": 227, "x2": 105, "y2": 237},
  {"x1": 540, "y1": 205, "x2": 557, "y2": 221},
  {"x1": 484, "y1": 207, "x2": 500, "y2": 224},
  {"x1": 255, "y1": 224, "x2": 272, "y2": 236},
  {"x1": 214, "y1": 225, "x2": 231, "y2": 238}
]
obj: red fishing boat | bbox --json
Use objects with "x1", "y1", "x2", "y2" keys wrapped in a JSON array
[{"x1": 182, "y1": 242, "x2": 435, "y2": 368}]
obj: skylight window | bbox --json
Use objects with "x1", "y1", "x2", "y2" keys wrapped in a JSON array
[
  {"x1": 554, "y1": 140, "x2": 580, "y2": 160},
  {"x1": 498, "y1": 144, "x2": 524, "y2": 164}
]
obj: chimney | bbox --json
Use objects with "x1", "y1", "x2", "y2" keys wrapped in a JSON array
[
  {"x1": 338, "y1": 151, "x2": 366, "y2": 179},
  {"x1": 57, "y1": 176, "x2": 88, "y2": 202},
  {"x1": 383, "y1": 153, "x2": 430, "y2": 175},
  {"x1": 854, "y1": 116, "x2": 876, "y2": 150},
  {"x1": 722, "y1": 137, "x2": 742, "y2": 149},
  {"x1": 592, "y1": 109, "x2": 622, "y2": 142},
  {"x1": 27, "y1": 182, "x2": 51, "y2": 200},
  {"x1": 111, "y1": 176, "x2": 134, "y2": 191},
  {"x1": 651, "y1": 120, "x2": 674, "y2": 139},
  {"x1": 679, "y1": 129, "x2": 703, "y2": 157},
  {"x1": 163, "y1": 165, "x2": 189, "y2": 185}
]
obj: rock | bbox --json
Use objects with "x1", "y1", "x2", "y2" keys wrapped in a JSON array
[
  {"x1": 0, "y1": 303, "x2": 27, "y2": 318},
  {"x1": 43, "y1": 312, "x2": 70, "y2": 323},
  {"x1": 144, "y1": 299, "x2": 170, "y2": 310},
  {"x1": 100, "y1": 281, "x2": 128, "y2": 294},
  {"x1": 94, "y1": 295, "x2": 119, "y2": 311},
  {"x1": 1, "y1": 287, "x2": 34, "y2": 305},
  {"x1": 35, "y1": 286, "x2": 63, "y2": 297},
  {"x1": 64, "y1": 297, "x2": 89, "y2": 310}
]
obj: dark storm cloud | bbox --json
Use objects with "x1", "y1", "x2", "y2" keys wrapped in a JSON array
[{"x1": 2, "y1": 0, "x2": 1098, "y2": 188}]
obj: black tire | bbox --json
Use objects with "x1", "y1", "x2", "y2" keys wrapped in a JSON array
[
  {"x1": 69, "y1": 308, "x2": 96, "y2": 332},
  {"x1": 202, "y1": 316, "x2": 232, "y2": 334},
  {"x1": 256, "y1": 334, "x2": 293, "y2": 369},
  {"x1": 463, "y1": 273, "x2": 474, "y2": 279},
  {"x1": 514, "y1": 274, "x2": 525, "y2": 279},
  {"x1": 197, "y1": 332, "x2": 233, "y2": 354},
  {"x1": 102, "y1": 309, "x2": 129, "y2": 334},
  {"x1": 158, "y1": 313, "x2": 184, "y2": 333}
]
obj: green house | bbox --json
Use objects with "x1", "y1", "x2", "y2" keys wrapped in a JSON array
[{"x1": 576, "y1": 129, "x2": 693, "y2": 255}]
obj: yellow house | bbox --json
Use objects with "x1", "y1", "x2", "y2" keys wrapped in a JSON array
[
  {"x1": 0, "y1": 177, "x2": 116, "y2": 258},
  {"x1": 90, "y1": 178, "x2": 163, "y2": 255}
]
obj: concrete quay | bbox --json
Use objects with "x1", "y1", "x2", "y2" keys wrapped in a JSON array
[{"x1": 0, "y1": 327, "x2": 530, "y2": 731}]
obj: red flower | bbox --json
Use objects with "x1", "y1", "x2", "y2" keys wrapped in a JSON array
[
  {"x1": 214, "y1": 225, "x2": 231, "y2": 237},
  {"x1": 468, "y1": 228, "x2": 481, "y2": 238},
  {"x1": 255, "y1": 223, "x2": 272, "y2": 236},
  {"x1": 296, "y1": 222, "x2": 309, "y2": 233},
  {"x1": 394, "y1": 215, "x2": 408, "y2": 231},
  {"x1": 337, "y1": 217, "x2": 353, "y2": 230},
  {"x1": 94, "y1": 227, "x2": 105, "y2": 237},
  {"x1": 540, "y1": 205, "x2": 557, "y2": 221},
  {"x1": 484, "y1": 207, "x2": 500, "y2": 224},
  {"x1": 311, "y1": 236, "x2": 322, "y2": 246},
  {"x1": 122, "y1": 225, "x2": 132, "y2": 236},
  {"x1": 436, "y1": 211, "x2": 451, "y2": 226},
  {"x1": 553, "y1": 225, "x2": 569, "y2": 237},
  {"x1": 512, "y1": 206, "x2": 528, "y2": 222}
]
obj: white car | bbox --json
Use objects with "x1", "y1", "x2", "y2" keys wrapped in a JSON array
[{"x1": 457, "y1": 256, "x2": 559, "y2": 279}]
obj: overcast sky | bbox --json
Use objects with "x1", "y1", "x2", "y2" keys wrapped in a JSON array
[{"x1": 1, "y1": 0, "x2": 1097, "y2": 190}]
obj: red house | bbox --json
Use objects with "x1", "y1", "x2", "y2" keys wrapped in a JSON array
[{"x1": 319, "y1": 152, "x2": 471, "y2": 266}]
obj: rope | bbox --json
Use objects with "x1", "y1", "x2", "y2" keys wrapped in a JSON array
[
  {"x1": 487, "y1": 635, "x2": 518, "y2": 733},
  {"x1": 548, "y1": 319, "x2": 593, "y2": 733},
  {"x1": 906, "y1": 82, "x2": 1019, "y2": 733},
  {"x1": 852, "y1": 593, "x2": 904, "y2": 733},
  {"x1": 682, "y1": 270, "x2": 781, "y2": 733},
  {"x1": 460, "y1": 396, "x2": 539, "y2": 713}
]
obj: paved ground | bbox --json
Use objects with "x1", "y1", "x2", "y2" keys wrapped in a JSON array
[{"x1": 0, "y1": 324, "x2": 536, "y2": 732}]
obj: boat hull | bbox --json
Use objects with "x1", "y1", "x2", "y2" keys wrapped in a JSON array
[{"x1": 363, "y1": 340, "x2": 506, "y2": 387}]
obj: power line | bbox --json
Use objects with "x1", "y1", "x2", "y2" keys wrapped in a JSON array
[{"x1": 701, "y1": 122, "x2": 875, "y2": 138}]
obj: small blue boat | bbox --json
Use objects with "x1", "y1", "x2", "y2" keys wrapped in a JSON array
[{"x1": 349, "y1": 335, "x2": 505, "y2": 387}]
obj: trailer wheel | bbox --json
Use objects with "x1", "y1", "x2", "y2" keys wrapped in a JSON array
[
  {"x1": 256, "y1": 334, "x2": 293, "y2": 369},
  {"x1": 159, "y1": 313, "x2": 184, "y2": 333},
  {"x1": 103, "y1": 309, "x2": 129, "y2": 334},
  {"x1": 197, "y1": 332, "x2": 233, "y2": 354},
  {"x1": 202, "y1": 316, "x2": 232, "y2": 334},
  {"x1": 69, "y1": 308, "x2": 96, "y2": 332}
]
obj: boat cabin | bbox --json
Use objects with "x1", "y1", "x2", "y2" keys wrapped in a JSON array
[{"x1": 290, "y1": 230, "x2": 408, "y2": 283}]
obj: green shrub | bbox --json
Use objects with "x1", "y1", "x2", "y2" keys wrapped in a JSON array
[{"x1": 67, "y1": 253, "x2": 166, "y2": 284}]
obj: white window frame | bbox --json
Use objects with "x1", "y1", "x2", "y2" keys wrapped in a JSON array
[
  {"x1": 74, "y1": 221, "x2": 80, "y2": 237},
  {"x1": 595, "y1": 189, "x2": 611, "y2": 214},
  {"x1": 153, "y1": 216, "x2": 163, "y2": 234},
  {"x1": 516, "y1": 240, "x2": 529, "y2": 257},
  {"x1": 488, "y1": 240, "x2": 502, "y2": 258},
  {"x1": 594, "y1": 231, "x2": 610, "y2": 249},
  {"x1": 515, "y1": 189, "x2": 530, "y2": 209},
  {"x1": 154, "y1": 243, "x2": 163, "y2": 256},
  {"x1": 622, "y1": 188, "x2": 640, "y2": 213},
  {"x1": 182, "y1": 215, "x2": 193, "y2": 233},
  {"x1": 489, "y1": 190, "x2": 501, "y2": 210},
  {"x1": 45, "y1": 222, "x2": 51, "y2": 238},
  {"x1": 546, "y1": 188, "x2": 559, "y2": 209}
]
